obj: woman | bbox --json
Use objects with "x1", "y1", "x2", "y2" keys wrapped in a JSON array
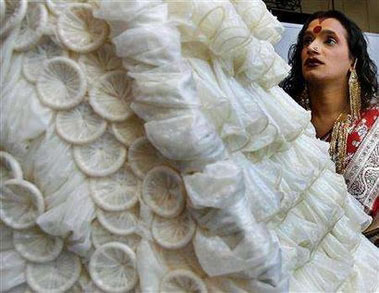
[{"x1": 281, "y1": 10, "x2": 378, "y2": 244}]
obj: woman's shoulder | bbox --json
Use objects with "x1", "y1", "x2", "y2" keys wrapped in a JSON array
[
  {"x1": 346, "y1": 103, "x2": 378, "y2": 160},
  {"x1": 360, "y1": 103, "x2": 379, "y2": 122},
  {"x1": 350, "y1": 103, "x2": 379, "y2": 133}
]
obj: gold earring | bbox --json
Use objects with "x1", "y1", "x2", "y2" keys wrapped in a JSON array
[
  {"x1": 299, "y1": 85, "x2": 310, "y2": 110},
  {"x1": 348, "y1": 59, "x2": 361, "y2": 120}
]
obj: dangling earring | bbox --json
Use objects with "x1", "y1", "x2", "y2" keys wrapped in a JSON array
[
  {"x1": 349, "y1": 59, "x2": 361, "y2": 120},
  {"x1": 328, "y1": 60, "x2": 361, "y2": 174},
  {"x1": 299, "y1": 85, "x2": 311, "y2": 110},
  {"x1": 329, "y1": 112, "x2": 350, "y2": 174}
]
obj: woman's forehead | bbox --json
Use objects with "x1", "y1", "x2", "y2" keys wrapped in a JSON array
[{"x1": 306, "y1": 18, "x2": 348, "y2": 38}]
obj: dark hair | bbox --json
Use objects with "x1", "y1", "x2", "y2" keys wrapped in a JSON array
[{"x1": 280, "y1": 10, "x2": 378, "y2": 109}]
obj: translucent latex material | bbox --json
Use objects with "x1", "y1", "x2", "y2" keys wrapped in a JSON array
[
  {"x1": 94, "y1": 1, "x2": 379, "y2": 292},
  {"x1": 145, "y1": 112, "x2": 226, "y2": 162},
  {"x1": 23, "y1": 35, "x2": 67, "y2": 83},
  {"x1": 57, "y1": 4, "x2": 109, "y2": 53},
  {"x1": 231, "y1": 0, "x2": 284, "y2": 44},
  {"x1": 1, "y1": 0, "x2": 379, "y2": 292},
  {"x1": 36, "y1": 57, "x2": 87, "y2": 110},
  {"x1": 0, "y1": 250, "x2": 26, "y2": 291},
  {"x1": 13, "y1": 227, "x2": 64, "y2": 263},
  {"x1": 26, "y1": 250, "x2": 81, "y2": 292},
  {"x1": 14, "y1": 2, "x2": 47, "y2": 51},
  {"x1": 0, "y1": 151, "x2": 23, "y2": 182},
  {"x1": 37, "y1": 182, "x2": 95, "y2": 255},
  {"x1": 0, "y1": 221, "x2": 14, "y2": 251},
  {"x1": 113, "y1": 24, "x2": 181, "y2": 72},
  {"x1": 1, "y1": 76, "x2": 53, "y2": 162},
  {"x1": 89, "y1": 242, "x2": 138, "y2": 292},
  {"x1": 0, "y1": 0, "x2": 27, "y2": 38},
  {"x1": 0, "y1": 179, "x2": 44, "y2": 230}
]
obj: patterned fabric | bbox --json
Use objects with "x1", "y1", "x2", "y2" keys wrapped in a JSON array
[
  {"x1": 344, "y1": 105, "x2": 379, "y2": 217},
  {"x1": 321, "y1": 105, "x2": 379, "y2": 217},
  {"x1": 322, "y1": 105, "x2": 379, "y2": 246}
]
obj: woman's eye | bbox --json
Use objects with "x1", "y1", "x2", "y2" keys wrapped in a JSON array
[
  {"x1": 325, "y1": 37, "x2": 337, "y2": 45},
  {"x1": 303, "y1": 37, "x2": 313, "y2": 45}
]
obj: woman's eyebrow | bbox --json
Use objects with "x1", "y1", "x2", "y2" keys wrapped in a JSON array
[
  {"x1": 320, "y1": 29, "x2": 338, "y2": 37},
  {"x1": 303, "y1": 31, "x2": 314, "y2": 38},
  {"x1": 303, "y1": 29, "x2": 339, "y2": 40}
]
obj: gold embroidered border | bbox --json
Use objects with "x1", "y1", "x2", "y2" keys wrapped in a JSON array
[{"x1": 344, "y1": 118, "x2": 379, "y2": 210}]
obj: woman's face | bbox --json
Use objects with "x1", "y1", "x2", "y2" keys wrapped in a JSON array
[{"x1": 301, "y1": 18, "x2": 353, "y2": 85}]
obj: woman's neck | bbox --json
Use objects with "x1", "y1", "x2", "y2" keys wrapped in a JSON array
[
  {"x1": 309, "y1": 82, "x2": 349, "y2": 118},
  {"x1": 308, "y1": 81, "x2": 349, "y2": 137}
]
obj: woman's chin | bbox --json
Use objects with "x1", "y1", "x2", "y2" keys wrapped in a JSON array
[{"x1": 303, "y1": 72, "x2": 325, "y2": 84}]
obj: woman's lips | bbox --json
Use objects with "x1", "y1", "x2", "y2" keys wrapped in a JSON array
[{"x1": 304, "y1": 58, "x2": 324, "y2": 67}]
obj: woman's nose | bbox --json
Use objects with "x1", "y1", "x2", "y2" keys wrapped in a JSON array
[{"x1": 307, "y1": 41, "x2": 320, "y2": 54}]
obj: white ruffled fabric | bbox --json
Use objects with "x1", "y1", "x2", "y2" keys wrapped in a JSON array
[
  {"x1": 231, "y1": 0, "x2": 284, "y2": 44},
  {"x1": 95, "y1": 0, "x2": 379, "y2": 292},
  {"x1": 95, "y1": 0, "x2": 286, "y2": 290},
  {"x1": 1, "y1": 0, "x2": 379, "y2": 292}
]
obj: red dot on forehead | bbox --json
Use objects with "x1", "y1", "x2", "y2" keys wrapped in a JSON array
[{"x1": 313, "y1": 25, "x2": 322, "y2": 33}]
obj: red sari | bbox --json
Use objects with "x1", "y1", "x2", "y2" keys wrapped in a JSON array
[
  {"x1": 321, "y1": 105, "x2": 379, "y2": 245},
  {"x1": 321, "y1": 105, "x2": 378, "y2": 215},
  {"x1": 344, "y1": 105, "x2": 379, "y2": 217}
]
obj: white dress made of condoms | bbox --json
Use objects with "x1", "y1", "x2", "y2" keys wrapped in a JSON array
[{"x1": 1, "y1": 0, "x2": 378, "y2": 292}]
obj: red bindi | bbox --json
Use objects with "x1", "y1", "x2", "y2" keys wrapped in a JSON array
[{"x1": 313, "y1": 25, "x2": 322, "y2": 33}]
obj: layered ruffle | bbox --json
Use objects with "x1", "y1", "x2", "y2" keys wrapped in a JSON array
[
  {"x1": 95, "y1": 0, "x2": 286, "y2": 290},
  {"x1": 1, "y1": 0, "x2": 379, "y2": 292},
  {"x1": 96, "y1": 0, "x2": 379, "y2": 292}
]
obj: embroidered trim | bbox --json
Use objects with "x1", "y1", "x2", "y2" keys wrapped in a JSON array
[{"x1": 344, "y1": 118, "x2": 379, "y2": 212}]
